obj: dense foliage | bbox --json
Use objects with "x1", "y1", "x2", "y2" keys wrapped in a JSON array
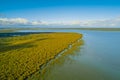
[{"x1": 0, "y1": 32, "x2": 82, "y2": 80}]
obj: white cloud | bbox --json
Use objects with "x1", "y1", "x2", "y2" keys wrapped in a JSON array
[
  {"x1": 0, "y1": 17, "x2": 120, "y2": 28},
  {"x1": 0, "y1": 18, "x2": 28, "y2": 25},
  {"x1": 0, "y1": 18, "x2": 48, "y2": 26},
  {"x1": 79, "y1": 17, "x2": 120, "y2": 27},
  {"x1": 31, "y1": 21, "x2": 49, "y2": 25}
]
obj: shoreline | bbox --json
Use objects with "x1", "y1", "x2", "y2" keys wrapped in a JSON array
[{"x1": 26, "y1": 38, "x2": 83, "y2": 80}]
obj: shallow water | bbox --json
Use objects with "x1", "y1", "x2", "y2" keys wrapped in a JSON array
[
  {"x1": 20, "y1": 29, "x2": 120, "y2": 80},
  {"x1": 28, "y1": 29, "x2": 120, "y2": 80},
  {"x1": 2, "y1": 29, "x2": 120, "y2": 80}
]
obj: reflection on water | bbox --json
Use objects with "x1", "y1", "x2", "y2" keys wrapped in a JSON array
[{"x1": 17, "y1": 29, "x2": 120, "y2": 80}]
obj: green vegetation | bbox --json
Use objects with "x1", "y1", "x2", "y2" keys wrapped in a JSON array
[{"x1": 0, "y1": 32, "x2": 82, "y2": 80}]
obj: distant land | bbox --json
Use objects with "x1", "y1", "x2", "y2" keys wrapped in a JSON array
[{"x1": 0, "y1": 27, "x2": 120, "y2": 33}]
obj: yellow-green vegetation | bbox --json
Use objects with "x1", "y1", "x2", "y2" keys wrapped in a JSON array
[{"x1": 0, "y1": 32, "x2": 82, "y2": 80}]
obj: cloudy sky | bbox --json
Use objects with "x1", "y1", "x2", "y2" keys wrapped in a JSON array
[{"x1": 0, "y1": 0, "x2": 120, "y2": 28}]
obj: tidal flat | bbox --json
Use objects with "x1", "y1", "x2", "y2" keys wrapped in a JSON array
[{"x1": 0, "y1": 32, "x2": 82, "y2": 80}]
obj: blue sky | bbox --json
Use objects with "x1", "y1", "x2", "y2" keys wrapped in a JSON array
[{"x1": 0, "y1": 0, "x2": 120, "y2": 27}]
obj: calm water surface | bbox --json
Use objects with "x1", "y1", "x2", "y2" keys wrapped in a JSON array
[{"x1": 19, "y1": 29, "x2": 120, "y2": 80}]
